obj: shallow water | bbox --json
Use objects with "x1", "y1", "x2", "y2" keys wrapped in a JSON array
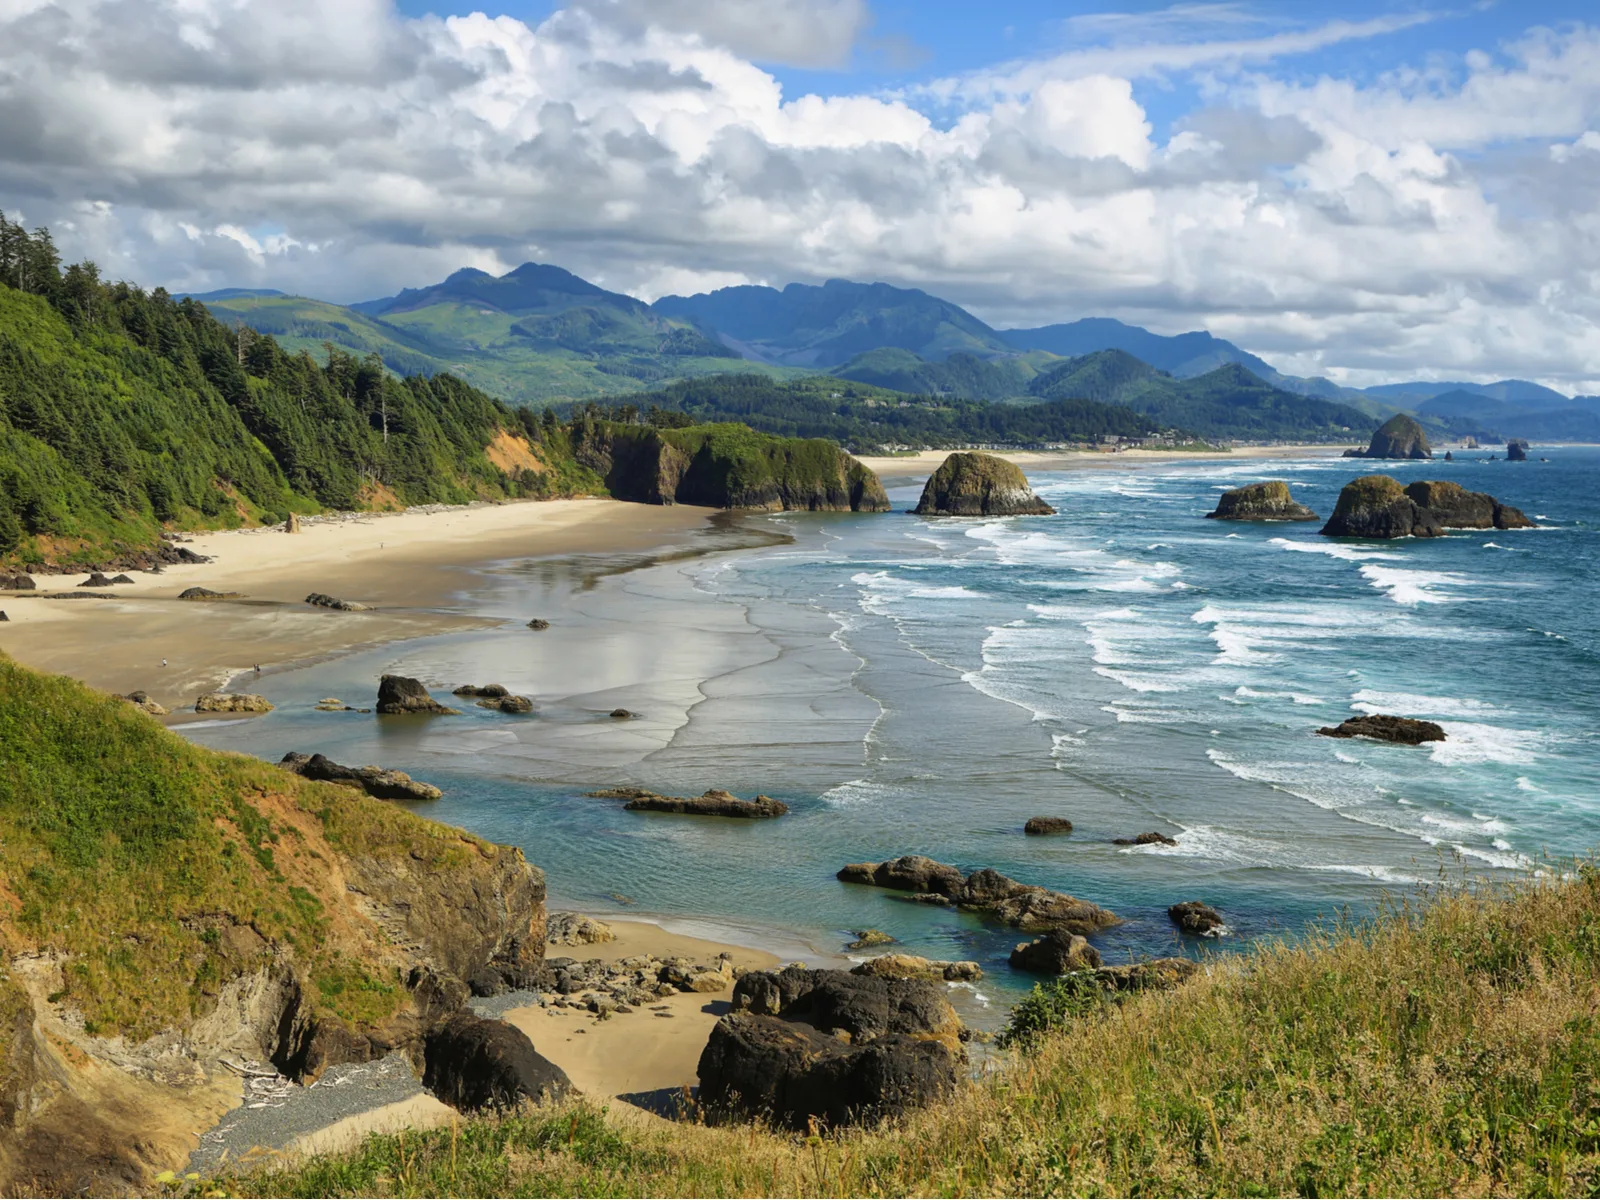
[{"x1": 185, "y1": 447, "x2": 1600, "y2": 1017}]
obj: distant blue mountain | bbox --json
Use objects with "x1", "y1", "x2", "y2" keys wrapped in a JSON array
[
  {"x1": 1366, "y1": 379, "x2": 1573, "y2": 409},
  {"x1": 353, "y1": 263, "x2": 646, "y2": 318},
  {"x1": 177, "y1": 287, "x2": 286, "y2": 302}
]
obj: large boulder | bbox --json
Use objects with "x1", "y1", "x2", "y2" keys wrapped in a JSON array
[
  {"x1": 849, "y1": 955, "x2": 982, "y2": 983},
  {"x1": 1009, "y1": 930, "x2": 1102, "y2": 974},
  {"x1": 836, "y1": 856, "x2": 1117, "y2": 934},
  {"x1": 279, "y1": 752, "x2": 443, "y2": 801},
  {"x1": 729, "y1": 966, "x2": 964, "y2": 1050},
  {"x1": 0, "y1": 574, "x2": 36, "y2": 590},
  {"x1": 1205, "y1": 481, "x2": 1318, "y2": 522},
  {"x1": 545, "y1": 912, "x2": 616, "y2": 946},
  {"x1": 1321, "y1": 476, "x2": 1532, "y2": 539},
  {"x1": 421, "y1": 1013, "x2": 570, "y2": 1112},
  {"x1": 912, "y1": 452, "x2": 1055, "y2": 517},
  {"x1": 1317, "y1": 714, "x2": 1446, "y2": 745},
  {"x1": 1023, "y1": 816, "x2": 1073, "y2": 836},
  {"x1": 376, "y1": 674, "x2": 460, "y2": 715},
  {"x1": 616, "y1": 789, "x2": 788, "y2": 818},
  {"x1": 194, "y1": 692, "x2": 274, "y2": 714},
  {"x1": 1345, "y1": 413, "x2": 1432, "y2": 460},
  {"x1": 1169, "y1": 901, "x2": 1228, "y2": 937}
]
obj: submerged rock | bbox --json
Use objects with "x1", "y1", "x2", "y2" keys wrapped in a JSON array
[
  {"x1": 177, "y1": 586, "x2": 243, "y2": 601},
  {"x1": 194, "y1": 692, "x2": 273, "y2": 714},
  {"x1": 279, "y1": 751, "x2": 443, "y2": 801},
  {"x1": 846, "y1": 929, "x2": 895, "y2": 950},
  {"x1": 912, "y1": 452, "x2": 1055, "y2": 517},
  {"x1": 1024, "y1": 816, "x2": 1074, "y2": 836},
  {"x1": 837, "y1": 855, "x2": 1117, "y2": 934},
  {"x1": 484, "y1": 695, "x2": 535, "y2": 714},
  {"x1": 305, "y1": 592, "x2": 370, "y2": 612},
  {"x1": 1009, "y1": 930, "x2": 1102, "y2": 974},
  {"x1": 1205, "y1": 480, "x2": 1318, "y2": 522},
  {"x1": 376, "y1": 674, "x2": 460, "y2": 715},
  {"x1": 1113, "y1": 831, "x2": 1177, "y2": 847},
  {"x1": 621, "y1": 789, "x2": 788, "y2": 818},
  {"x1": 850, "y1": 954, "x2": 982, "y2": 983},
  {"x1": 422, "y1": 1013, "x2": 570, "y2": 1112},
  {"x1": 1316, "y1": 714, "x2": 1446, "y2": 745},
  {"x1": 1320, "y1": 476, "x2": 1532, "y2": 539},
  {"x1": 609, "y1": 708, "x2": 634, "y2": 719},
  {"x1": 1343, "y1": 413, "x2": 1432, "y2": 460},
  {"x1": 1169, "y1": 900, "x2": 1228, "y2": 937},
  {"x1": 527, "y1": 618, "x2": 551, "y2": 631},
  {"x1": 453, "y1": 683, "x2": 509, "y2": 698}
]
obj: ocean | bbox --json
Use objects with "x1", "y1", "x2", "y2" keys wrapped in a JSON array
[{"x1": 182, "y1": 447, "x2": 1600, "y2": 1021}]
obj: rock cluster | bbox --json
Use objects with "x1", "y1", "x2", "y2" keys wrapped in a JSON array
[
  {"x1": 484, "y1": 695, "x2": 535, "y2": 714},
  {"x1": 194, "y1": 692, "x2": 274, "y2": 714},
  {"x1": 1317, "y1": 714, "x2": 1446, "y2": 745},
  {"x1": 1205, "y1": 480, "x2": 1318, "y2": 522},
  {"x1": 1343, "y1": 413, "x2": 1432, "y2": 460},
  {"x1": 1321, "y1": 476, "x2": 1533, "y2": 539},
  {"x1": 1506, "y1": 439, "x2": 1529, "y2": 462},
  {"x1": 178, "y1": 586, "x2": 243, "y2": 601},
  {"x1": 849, "y1": 954, "x2": 982, "y2": 983},
  {"x1": 314, "y1": 697, "x2": 369, "y2": 712},
  {"x1": 588, "y1": 787, "x2": 789, "y2": 818},
  {"x1": 376, "y1": 674, "x2": 460, "y2": 715},
  {"x1": 279, "y1": 751, "x2": 444, "y2": 801},
  {"x1": 0, "y1": 574, "x2": 36, "y2": 590},
  {"x1": 545, "y1": 913, "x2": 616, "y2": 946},
  {"x1": 453, "y1": 683, "x2": 509, "y2": 698},
  {"x1": 912, "y1": 452, "x2": 1055, "y2": 516},
  {"x1": 305, "y1": 592, "x2": 370, "y2": 611},
  {"x1": 1169, "y1": 901, "x2": 1228, "y2": 937},
  {"x1": 699, "y1": 966, "x2": 965, "y2": 1130},
  {"x1": 836, "y1": 855, "x2": 1118, "y2": 934},
  {"x1": 479, "y1": 951, "x2": 737, "y2": 1008},
  {"x1": 80, "y1": 572, "x2": 132, "y2": 587},
  {"x1": 1024, "y1": 816, "x2": 1073, "y2": 836}
]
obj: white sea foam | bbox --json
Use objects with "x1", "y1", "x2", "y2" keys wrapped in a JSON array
[
  {"x1": 1271, "y1": 537, "x2": 1406, "y2": 562},
  {"x1": 1349, "y1": 689, "x2": 1498, "y2": 718},
  {"x1": 1320, "y1": 864, "x2": 1422, "y2": 885},
  {"x1": 819, "y1": 779, "x2": 892, "y2": 808},
  {"x1": 1429, "y1": 722, "x2": 1543, "y2": 766},
  {"x1": 1516, "y1": 776, "x2": 1543, "y2": 793},
  {"x1": 1093, "y1": 666, "x2": 1185, "y2": 693},
  {"x1": 1359, "y1": 564, "x2": 1474, "y2": 605}
]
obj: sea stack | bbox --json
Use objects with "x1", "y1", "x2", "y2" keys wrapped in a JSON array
[
  {"x1": 1343, "y1": 413, "x2": 1432, "y2": 460},
  {"x1": 1321, "y1": 476, "x2": 1533, "y2": 539},
  {"x1": 1205, "y1": 481, "x2": 1318, "y2": 522},
  {"x1": 1506, "y1": 439, "x2": 1529, "y2": 462},
  {"x1": 912, "y1": 452, "x2": 1055, "y2": 517}
]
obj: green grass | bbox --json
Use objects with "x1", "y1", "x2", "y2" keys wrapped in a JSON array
[{"x1": 202, "y1": 864, "x2": 1600, "y2": 1197}]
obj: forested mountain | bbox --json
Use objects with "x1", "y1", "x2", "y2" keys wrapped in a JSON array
[
  {"x1": 829, "y1": 348, "x2": 1043, "y2": 399},
  {"x1": 652, "y1": 279, "x2": 1012, "y2": 366}
]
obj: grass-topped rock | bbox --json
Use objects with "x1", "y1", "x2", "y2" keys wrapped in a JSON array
[
  {"x1": 1205, "y1": 480, "x2": 1318, "y2": 522},
  {"x1": 1322, "y1": 475, "x2": 1533, "y2": 538},
  {"x1": 1344, "y1": 412, "x2": 1432, "y2": 460},
  {"x1": 912, "y1": 452, "x2": 1055, "y2": 516}
]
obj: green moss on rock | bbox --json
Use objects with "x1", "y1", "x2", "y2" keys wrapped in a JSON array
[
  {"x1": 1206, "y1": 481, "x2": 1318, "y2": 522},
  {"x1": 1346, "y1": 413, "x2": 1432, "y2": 460},
  {"x1": 1322, "y1": 475, "x2": 1533, "y2": 538},
  {"x1": 912, "y1": 452, "x2": 1056, "y2": 516}
]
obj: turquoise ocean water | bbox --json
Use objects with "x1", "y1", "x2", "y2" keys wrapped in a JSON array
[{"x1": 183, "y1": 448, "x2": 1600, "y2": 1019}]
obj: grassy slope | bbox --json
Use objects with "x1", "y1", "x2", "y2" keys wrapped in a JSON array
[
  {"x1": 212, "y1": 868, "x2": 1600, "y2": 1197},
  {"x1": 0, "y1": 655, "x2": 497, "y2": 1040}
]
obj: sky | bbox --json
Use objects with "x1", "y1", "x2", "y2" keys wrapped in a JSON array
[{"x1": 2, "y1": 0, "x2": 1599, "y2": 389}]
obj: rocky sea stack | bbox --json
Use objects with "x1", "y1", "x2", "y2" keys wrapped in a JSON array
[
  {"x1": 912, "y1": 452, "x2": 1055, "y2": 517},
  {"x1": 1205, "y1": 480, "x2": 1318, "y2": 522},
  {"x1": 1321, "y1": 476, "x2": 1533, "y2": 539},
  {"x1": 1317, "y1": 714, "x2": 1446, "y2": 745},
  {"x1": 1344, "y1": 413, "x2": 1432, "y2": 460},
  {"x1": 1507, "y1": 439, "x2": 1529, "y2": 462}
]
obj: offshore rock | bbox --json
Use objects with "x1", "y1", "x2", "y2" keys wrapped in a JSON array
[
  {"x1": 1009, "y1": 930, "x2": 1103, "y2": 974},
  {"x1": 279, "y1": 752, "x2": 443, "y2": 801},
  {"x1": 479, "y1": 695, "x2": 534, "y2": 714},
  {"x1": 1205, "y1": 480, "x2": 1318, "y2": 522},
  {"x1": 621, "y1": 789, "x2": 788, "y2": 818},
  {"x1": 376, "y1": 674, "x2": 460, "y2": 715},
  {"x1": 1320, "y1": 476, "x2": 1533, "y2": 539},
  {"x1": 527, "y1": 618, "x2": 551, "y2": 630},
  {"x1": 1317, "y1": 714, "x2": 1446, "y2": 745},
  {"x1": 849, "y1": 954, "x2": 982, "y2": 983},
  {"x1": 453, "y1": 683, "x2": 509, "y2": 698},
  {"x1": 1506, "y1": 439, "x2": 1529, "y2": 462},
  {"x1": 1113, "y1": 832, "x2": 1178, "y2": 847},
  {"x1": 1343, "y1": 413, "x2": 1432, "y2": 460},
  {"x1": 912, "y1": 452, "x2": 1055, "y2": 516},
  {"x1": 194, "y1": 692, "x2": 273, "y2": 714},
  {"x1": 837, "y1": 855, "x2": 1117, "y2": 934},
  {"x1": 1024, "y1": 816, "x2": 1074, "y2": 836},
  {"x1": 421, "y1": 1013, "x2": 570, "y2": 1112},
  {"x1": 1169, "y1": 900, "x2": 1229, "y2": 937}
]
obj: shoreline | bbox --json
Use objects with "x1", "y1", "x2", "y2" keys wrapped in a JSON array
[{"x1": 855, "y1": 444, "x2": 1348, "y2": 480}]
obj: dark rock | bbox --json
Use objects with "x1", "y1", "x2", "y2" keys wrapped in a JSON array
[
  {"x1": 493, "y1": 695, "x2": 535, "y2": 714},
  {"x1": 453, "y1": 683, "x2": 509, "y2": 698},
  {"x1": 177, "y1": 586, "x2": 243, "y2": 601},
  {"x1": 1205, "y1": 480, "x2": 1318, "y2": 522},
  {"x1": 621, "y1": 789, "x2": 788, "y2": 818},
  {"x1": 912, "y1": 452, "x2": 1055, "y2": 516},
  {"x1": 109, "y1": 574, "x2": 134, "y2": 585},
  {"x1": 1113, "y1": 831, "x2": 1177, "y2": 846},
  {"x1": 422, "y1": 1013, "x2": 570, "y2": 1112},
  {"x1": 1346, "y1": 413, "x2": 1432, "y2": 460},
  {"x1": 837, "y1": 855, "x2": 1117, "y2": 934},
  {"x1": 1169, "y1": 900, "x2": 1228, "y2": 937},
  {"x1": 527, "y1": 618, "x2": 551, "y2": 631},
  {"x1": 279, "y1": 751, "x2": 444, "y2": 801},
  {"x1": 0, "y1": 574, "x2": 36, "y2": 590},
  {"x1": 1009, "y1": 930, "x2": 1103, "y2": 974},
  {"x1": 1321, "y1": 476, "x2": 1532, "y2": 539},
  {"x1": 1443, "y1": 451, "x2": 1454, "y2": 461},
  {"x1": 0, "y1": 612, "x2": 6, "y2": 622},
  {"x1": 305, "y1": 592, "x2": 371, "y2": 612},
  {"x1": 609, "y1": 708, "x2": 634, "y2": 719},
  {"x1": 80, "y1": 573, "x2": 115, "y2": 587},
  {"x1": 1316, "y1": 714, "x2": 1446, "y2": 745},
  {"x1": 376, "y1": 674, "x2": 460, "y2": 715},
  {"x1": 1506, "y1": 439, "x2": 1529, "y2": 462},
  {"x1": 1024, "y1": 816, "x2": 1073, "y2": 836},
  {"x1": 730, "y1": 966, "x2": 964, "y2": 1048}
]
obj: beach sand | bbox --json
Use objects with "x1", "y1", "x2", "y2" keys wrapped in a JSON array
[
  {"x1": 0, "y1": 498, "x2": 716, "y2": 713},
  {"x1": 856, "y1": 444, "x2": 1348, "y2": 481}
]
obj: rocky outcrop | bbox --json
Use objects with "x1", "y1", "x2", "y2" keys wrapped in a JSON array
[
  {"x1": 1320, "y1": 476, "x2": 1533, "y2": 539},
  {"x1": 376, "y1": 674, "x2": 460, "y2": 715},
  {"x1": 279, "y1": 752, "x2": 443, "y2": 801},
  {"x1": 1114, "y1": 831, "x2": 1177, "y2": 846},
  {"x1": 1024, "y1": 816, "x2": 1073, "y2": 836},
  {"x1": 285, "y1": 513, "x2": 301, "y2": 533},
  {"x1": 80, "y1": 572, "x2": 115, "y2": 587},
  {"x1": 1506, "y1": 439, "x2": 1529, "y2": 462},
  {"x1": 118, "y1": 691, "x2": 169, "y2": 716},
  {"x1": 194, "y1": 692, "x2": 274, "y2": 714},
  {"x1": 1169, "y1": 901, "x2": 1228, "y2": 937},
  {"x1": 850, "y1": 955, "x2": 982, "y2": 983},
  {"x1": 488, "y1": 951, "x2": 735, "y2": 1005},
  {"x1": 1009, "y1": 930, "x2": 1103, "y2": 974},
  {"x1": 836, "y1": 855, "x2": 1117, "y2": 934},
  {"x1": 699, "y1": 966, "x2": 965, "y2": 1129},
  {"x1": 912, "y1": 452, "x2": 1055, "y2": 516},
  {"x1": 305, "y1": 592, "x2": 370, "y2": 612},
  {"x1": 480, "y1": 695, "x2": 534, "y2": 714},
  {"x1": 177, "y1": 587, "x2": 242, "y2": 601},
  {"x1": 453, "y1": 683, "x2": 509, "y2": 698},
  {"x1": 1344, "y1": 413, "x2": 1432, "y2": 460},
  {"x1": 846, "y1": 929, "x2": 895, "y2": 950},
  {"x1": 588, "y1": 787, "x2": 789, "y2": 818},
  {"x1": 1205, "y1": 481, "x2": 1318, "y2": 522},
  {"x1": 421, "y1": 1013, "x2": 569, "y2": 1112},
  {"x1": 527, "y1": 618, "x2": 551, "y2": 631},
  {"x1": 0, "y1": 574, "x2": 36, "y2": 590},
  {"x1": 545, "y1": 913, "x2": 616, "y2": 946},
  {"x1": 1317, "y1": 714, "x2": 1446, "y2": 745}
]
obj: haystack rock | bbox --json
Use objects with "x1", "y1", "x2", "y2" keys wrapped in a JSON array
[
  {"x1": 1321, "y1": 476, "x2": 1533, "y2": 539},
  {"x1": 375, "y1": 674, "x2": 460, "y2": 715},
  {"x1": 1205, "y1": 481, "x2": 1318, "y2": 522},
  {"x1": 912, "y1": 452, "x2": 1055, "y2": 516},
  {"x1": 1506, "y1": 439, "x2": 1529, "y2": 462},
  {"x1": 1343, "y1": 413, "x2": 1432, "y2": 460}
]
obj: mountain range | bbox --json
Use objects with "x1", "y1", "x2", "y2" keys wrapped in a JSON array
[{"x1": 191, "y1": 265, "x2": 1599, "y2": 443}]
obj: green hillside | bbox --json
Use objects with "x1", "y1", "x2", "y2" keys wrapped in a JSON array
[
  {"x1": 0, "y1": 215, "x2": 599, "y2": 567},
  {"x1": 830, "y1": 347, "x2": 1046, "y2": 399}
]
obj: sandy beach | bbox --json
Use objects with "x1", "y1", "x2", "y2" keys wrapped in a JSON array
[
  {"x1": 856, "y1": 444, "x2": 1348, "y2": 480},
  {"x1": 0, "y1": 498, "x2": 716, "y2": 713}
]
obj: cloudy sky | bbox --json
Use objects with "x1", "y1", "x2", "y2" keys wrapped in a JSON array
[{"x1": 2, "y1": 0, "x2": 1599, "y2": 389}]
